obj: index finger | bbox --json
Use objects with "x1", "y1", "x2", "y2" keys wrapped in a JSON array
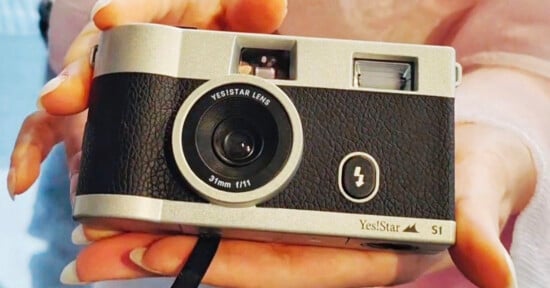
[
  {"x1": 64, "y1": 233, "x2": 442, "y2": 287},
  {"x1": 92, "y1": 0, "x2": 287, "y2": 33}
]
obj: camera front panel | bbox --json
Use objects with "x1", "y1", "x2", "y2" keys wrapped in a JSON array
[{"x1": 78, "y1": 72, "x2": 453, "y2": 221}]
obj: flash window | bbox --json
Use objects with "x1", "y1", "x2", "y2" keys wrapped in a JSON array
[{"x1": 354, "y1": 59, "x2": 415, "y2": 91}]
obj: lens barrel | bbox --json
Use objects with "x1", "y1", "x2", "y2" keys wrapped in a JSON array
[
  {"x1": 171, "y1": 75, "x2": 303, "y2": 206},
  {"x1": 192, "y1": 95, "x2": 284, "y2": 183}
]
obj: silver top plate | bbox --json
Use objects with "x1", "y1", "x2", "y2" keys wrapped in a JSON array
[{"x1": 93, "y1": 23, "x2": 460, "y2": 98}]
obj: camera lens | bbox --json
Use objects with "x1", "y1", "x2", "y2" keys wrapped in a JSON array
[
  {"x1": 178, "y1": 82, "x2": 289, "y2": 190},
  {"x1": 192, "y1": 96, "x2": 281, "y2": 182},
  {"x1": 212, "y1": 118, "x2": 264, "y2": 167},
  {"x1": 172, "y1": 75, "x2": 303, "y2": 206}
]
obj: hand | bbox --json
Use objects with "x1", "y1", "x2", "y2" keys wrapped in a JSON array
[
  {"x1": 8, "y1": 0, "x2": 287, "y2": 199},
  {"x1": 8, "y1": 0, "x2": 535, "y2": 287},
  {"x1": 64, "y1": 122, "x2": 534, "y2": 288}
]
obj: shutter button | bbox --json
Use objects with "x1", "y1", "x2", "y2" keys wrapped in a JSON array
[{"x1": 338, "y1": 152, "x2": 380, "y2": 203}]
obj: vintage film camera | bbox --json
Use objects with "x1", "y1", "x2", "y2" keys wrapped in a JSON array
[{"x1": 75, "y1": 24, "x2": 461, "y2": 253}]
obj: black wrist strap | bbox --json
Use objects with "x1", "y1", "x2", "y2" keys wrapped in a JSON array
[{"x1": 170, "y1": 234, "x2": 221, "y2": 288}]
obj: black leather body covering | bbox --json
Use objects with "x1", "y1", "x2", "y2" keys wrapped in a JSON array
[{"x1": 78, "y1": 73, "x2": 454, "y2": 220}]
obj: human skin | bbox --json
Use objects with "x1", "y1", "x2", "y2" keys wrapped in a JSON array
[{"x1": 8, "y1": 0, "x2": 537, "y2": 287}]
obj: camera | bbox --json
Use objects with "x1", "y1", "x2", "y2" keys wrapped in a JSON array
[{"x1": 75, "y1": 23, "x2": 461, "y2": 253}]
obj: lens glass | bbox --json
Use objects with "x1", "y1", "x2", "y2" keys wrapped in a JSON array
[
  {"x1": 212, "y1": 117, "x2": 264, "y2": 167},
  {"x1": 223, "y1": 131, "x2": 254, "y2": 162}
]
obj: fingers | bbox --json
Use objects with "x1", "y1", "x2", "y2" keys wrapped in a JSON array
[
  {"x1": 38, "y1": 57, "x2": 92, "y2": 115},
  {"x1": 223, "y1": 0, "x2": 287, "y2": 32},
  {"x1": 449, "y1": 153, "x2": 517, "y2": 288},
  {"x1": 71, "y1": 224, "x2": 123, "y2": 245},
  {"x1": 39, "y1": 0, "x2": 287, "y2": 116},
  {"x1": 92, "y1": 0, "x2": 287, "y2": 33},
  {"x1": 455, "y1": 123, "x2": 537, "y2": 215},
  {"x1": 450, "y1": 122, "x2": 539, "y2": 287},
  {"x1": 39, "y1": 22, "x2": 98, "y2": 115},
  {"x1": 68, "y1": 233, "x2": 441, "y2": 288},
  {"x1": 450, "y1": 205, "x2": 515, "y2": 288},
  {"x1": 68, "y1": 152, "x2": 82, "y2": 206},
  {"x1": 8, "y1": 110, "x2": 86, "y2": 200},
  {"x1": 61, "y1": 233, "x2": 165, "y2": 285},
  {"x1": 133, "y1": 237, "x2": 381, "y2": 287},
  {"x1": 63, "y1": 22, "x2": 101, "y2": 67},
  {"x1": 8, "y1": 112, "x2": 65, "y2": 198}
]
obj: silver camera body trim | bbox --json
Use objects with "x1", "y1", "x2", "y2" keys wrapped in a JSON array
[
  {"x1": 75, "y1": 194, "x2": 456, "y2": 252},
  {"x1": 92, "y1": 23, "x2": 460, "y2": 97}
]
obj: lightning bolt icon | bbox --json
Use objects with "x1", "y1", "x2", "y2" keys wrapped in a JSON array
[{"x1": 354, "y1": 166, "x2": 365, "y2": 187}]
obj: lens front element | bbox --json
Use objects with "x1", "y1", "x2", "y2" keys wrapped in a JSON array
[
  {"x1": 213, "y1": 118, "x2": 262, "y2": 166},
  {"x1": 221, "y1": 129, "x2": 256, "y2": 164}
]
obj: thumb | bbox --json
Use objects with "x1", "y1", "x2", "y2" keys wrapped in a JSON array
[
  {"x1": 449, "y1": 155, "x2": 518, "y2": 288},
  {"x1": 91, "y1": 0, "x2": 287, "y2": 33}
]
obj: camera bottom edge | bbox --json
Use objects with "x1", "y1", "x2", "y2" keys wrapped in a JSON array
[{"x1": 73, "y1": 194, "x2": 456, "y2": 254}]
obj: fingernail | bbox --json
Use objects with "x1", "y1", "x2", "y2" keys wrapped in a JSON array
[
  {"x1": 68, "y1": 152, "x2": 82, "y2": 177},
  {"x1": 69, "y1": 173, "x2": 79, "y2": 207},
  {"x1": 60, "y1": 261, "x2": 88, "y2": 285},
  {"x1": 7, "y1": 167, "x2": 16, "y2": 201},
  {"x1": 38, "y1": 75, "x2": 67, "y2": 110},
  {"x1": 71, "y1": 225, "x2": 91, "y2": 245},
  {"x1": 129, "y1": 248, "x2": 162, "y2": 274},
  {"x1": 503, "y1": 251, "x2": 518, "y2": 288},
  {"x1": 91, "y1": 0, "x2": 111, "y2": 19}
]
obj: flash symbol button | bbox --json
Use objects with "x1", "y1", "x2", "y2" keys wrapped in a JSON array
[
  {"x1": 338, "y1": 152, "x2": 380, "y2": 203},
  {"x1": 353, "y1": 166, "x2": 365, "y2": 187}
]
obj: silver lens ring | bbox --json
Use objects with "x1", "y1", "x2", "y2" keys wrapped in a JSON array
[{"x1": 172, "y1": 74, "x2": 303, "y2": 207}]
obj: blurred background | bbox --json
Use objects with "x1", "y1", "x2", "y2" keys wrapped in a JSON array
[{"x1": 0, "y1": 0, "x2": 81, "y2": 287}]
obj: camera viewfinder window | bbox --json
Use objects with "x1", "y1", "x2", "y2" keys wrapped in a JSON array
[{"x1": 239, "y1": 48, "x2": 292, "y2": 80}]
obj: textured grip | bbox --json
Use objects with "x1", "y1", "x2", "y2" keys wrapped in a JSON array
[
  {"x1": 78, "y1": 74, "x2": 207, "y2": 203},
  {"x1": 78, "y1": 73, "x2": 454, "y2": 219},
  {"x1": 263, "y1": 86, "x2": 454, "y2": 219}
]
